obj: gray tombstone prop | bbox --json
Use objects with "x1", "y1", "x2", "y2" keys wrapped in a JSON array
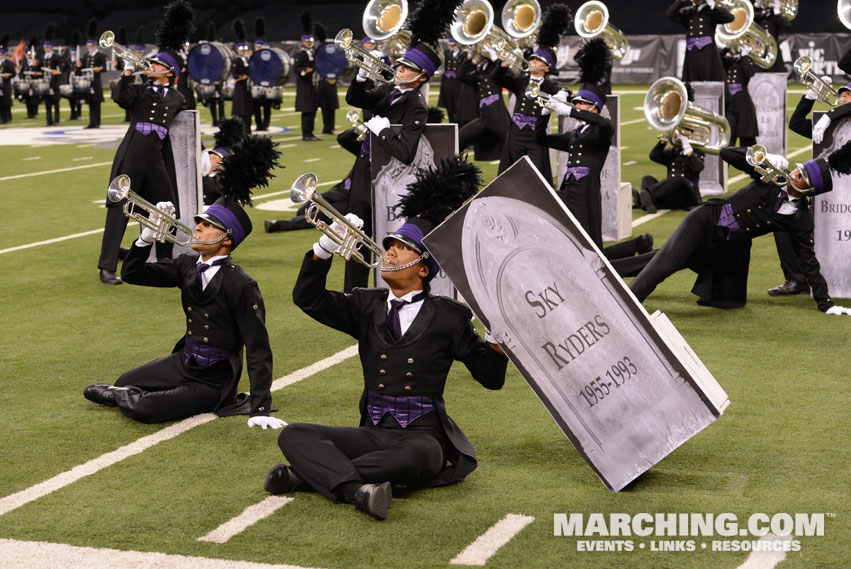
[
  {"x1": 147, "y1": 109, "x2": 201, "y2": 261},
  {"x1": 423, "y1": 157, "x2": 729, "y2": 491},
  {"x1": 751, "y1": 73, "x2": 787, "y2": 156},
  {"x1": 556, "y1": 95, "x2": 630, "y2": 241},
  {"x1": 370, "y1": 123, "x2": 458, "y2": 297},
  {"x1": 812, "y1": 111, "x2": 851, "y2": 298},
  {"x1": 690, "y1": 81, "x2": 727, "y2": 196}
]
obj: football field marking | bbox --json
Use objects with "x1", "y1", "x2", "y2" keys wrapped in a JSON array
[
  {"x1": 0, "y1": 161, "x2": 111, "y2": 181},
  {"x1": 449, "y1": 513, "x2": 535, "y2": 566},
  {"x1": 734, "y1": 534, "x2": 792, "y2": 569},
  {"x1": 0, "y1": 538, "x2": 324, "y2": 569},
  {"x1": 197, "y1": 496, "x2": 294, "y2": 544},
  {"x1": 0, "y1": 346, "x2": 357, "y2": 518}
]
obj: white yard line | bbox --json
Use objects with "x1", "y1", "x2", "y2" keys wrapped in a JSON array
[
  {"x1": 623, "y1": 160, "x2": 637, "y2": 166},
  {"x1": 197, "y1": 496, "x2": 294, "y2": 544},
  {"x1": 621, "y1": 118, "x2": 646, "y2": 126},
  {"x1": 0, "y1": 161, "x2": 111, "y2": 181},
  {"x1": 0, "y1": 228, "x2": 107, "y2": 255},
  {"x1": 0, "y1": 539, "x2": 324, "y2": 569},
  {"x1": 450, "y1": 514, "x2": 535, "y2": 566},
  {"x1": 633, "y1": 209, "x2": 672, "y2": 227},
  {"x1": 254, "y1": 179, "x2": 338, "y2": 202},
  {"x1": 0, "y1": 345, "x2": 357, "y2": 518},
  {"x1": 734, "y1": 534, "x2": 793, "y2": 569}
]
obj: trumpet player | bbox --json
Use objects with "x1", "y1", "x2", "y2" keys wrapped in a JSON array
[
  {"x1": 84, "y1": 135, "x2": 287, "y2": 428},
  {"x1": 97, "y1": 7, "x2": 190, "y2": 285},
  {"x1": 629, "y1": 142, "x2": 851, "y2": 314},
  {"x1": 667, "y1": 0, "x2": 734, "y2": 82},
  {"x1": 752, "y1": 0, "x2": 790, "y2": 73},
  {"x1": 635, "y1": 132, "x2": 705, "y2": 213},
  {"x1": 78, "y1": 20, "x2": 106, "y2": 128},
  {"x1": 295, "y1": 12, "x2": 319, "y2": 141}
]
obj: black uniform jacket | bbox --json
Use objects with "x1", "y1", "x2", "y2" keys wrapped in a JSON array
[
  {"x1": 723, "y1": 51, "x2": 758, "y2": 138},
  {"x1": 78, "y1": 50, "x2": 106, "y2": 102},
  {"x1": 457, "y1": 57, "x2": 509, "y2": 160},
  {"x1": 42, "y1": 51, "x2": 66, "y2": 100},
  {"x1": 231, "y1": 56, "x2": 253, "y2": 116},
  {"x1": 122, "y1": 246, "x2": 274, "y2": 416},
  {"x1": 650, "y1": 140, "x2": 705, "y2": 187},
  {"x1": 292, "y1": 252, "x2": 508, "y2": 486},
  {"x1": 716, "y1": 147, "x2": 834, "y2": 311},
  {"x1": 789, "y1": 96, "x2": 851, "y2": 142},
  {"x1": 754, "y1": 6, "x2": 790, "y2": 73},
  {"x1": 294, "y1": 47, "x2": 317, "y2": 113},
  {"x1": 667, "y1": 0, "x2": 734, "y2": 82},
  {"x1": 0, "y1": 59, "x2": 15, "y2": 106},
  {"x1": 544, "y1": 109, "x2": 613, "y2": 173}
]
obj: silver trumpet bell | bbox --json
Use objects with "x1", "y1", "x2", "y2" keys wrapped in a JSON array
[
  {"x1": 643, "y1": 76, "x2": 731, "y2": 155},
  {"x1": 794, "y1": 56, "x2": 839, "y2": 106},
  {"x1": 745, "y1": 144, "x2": 793, "y2": 186},
  {"x1": 574, "y1": 1, "x2": 629, "y2": 61},
  {"x1": 347, "y1": 110, "x2": 370, "y2": 141},
  {"x1": 290, "y1": 173, "x2": 384, "y2": 268},
  {"x1": 715, "y1": 0, "x2": 777, "y2": 69},
  {"x1": 100, "y1": 31, "x2": 154, "y2": 74},
  {"x1": 107, "y1": 174, "x2": 195, "y2": 246},
  {"x1": 451, "y1": 0, "x2": 533, "y2": 73},
  {"x1": 840, "y1": 0, "x2": 851, "y2": 29},
  {"x1": 525, "y1": 82, "x2": 558, "y2": 111},
  {"x1": 335, "y1": 28, "x2": 397, "y2": 85}
]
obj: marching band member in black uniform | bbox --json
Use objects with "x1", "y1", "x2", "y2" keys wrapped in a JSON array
[
  {"x1": 635, "y1": 133, "x2": 705, "y2": 213},
  {"x1": 0, "y1": 36, "x2": 15, "y2": 124},
  {"x1": 84, "y1": 135, "x2": 287, "y2": 427},
  {"x1": 252, "y1": 19, "x2": 273, "y2": 132},
  {"x1": 753, "y1": 0, "x2": 790, "y2": 74},
  {"x1": 265, "y1": 155, "x2": 508, "y2": 520},
  {"x1": 457, "y1": 48, "x2": 509, "y2": 161},
  {"x1": 314, "y1": 22, "x2": 339, "y2": 135},
  {"x1": 202, "y1": 118, "x2": 245, "y2": 205},
  {"x1": 295, "y1": 11, "x2": 319, "y2": 141},
  {"x1": 19, "y1": 40, "x2": 42, "y2": 120},
  {"x1": 41, "y1": 26, "x2": 66, "y2": 126},
  {"x1": 97, "y1": 6, "x2": 191, "y2": 285},
  {"x1": 629, "y1": 143, "x2": 851, "y2": 314},
  {"x1": 342, "y1": 0, "x2": 456, "y2": 292},
  {"x1": 495, "y1": 4, "x2": 573, "y2": 185},
  {"x1": 723, "y1": 45, "x2": 758, "y2": 147},
  {"x1": 231, "y1": 19, "x2": 253, "y2": 132},
  {"x1": 667, "y1": 0, "x2": 734, "y2": 83},
  {"x1": 78, "y1": 20, "x2": 106, "y2": 129},
  {"x1": 438, "y1": 37, "x2": 463, "y2": 123},
  {"x1": 67, "y1": 29, "x2": 83, "y2": 121}
]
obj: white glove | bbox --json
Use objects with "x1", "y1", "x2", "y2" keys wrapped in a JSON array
[
  {"x1": 812, "y1": 114, "x2": 831, "y2": 144},
  {"x1": 679, "y1": 135, "x2": 693, "y2": 155},
  {"x1": 826, "y1": 305, "x2": 851, "y2": 315},
  {"x1": 771, "y1": 0, "x2": 781, "y2": 14},
  {"x1": 705, "y1": 0, "x2": 716, "y2": 8},
  {"x1": 804, "y1": 85, "x2": 819, "y2": 100},
  {"x1": 483, "y1": 47, "x2": 498, "y2": 62},
  {"x1": 139, "y1": 201, "x2": 174, "y2": 243},
  {"x1": 201, "y1": 150, "x2": 212, "y2": 177},
  {"x1": 356, "y1": 66, "x2": 370, "y2": 82},
  {"x1": 123, "y1": 63, "x2": 135, "y2": 72},
  {"x1": 247, "y1": 416, "x2": 287, "y2": 429},
  {"x1": 364, "y1": 115, "x2": 390, "y2": 134},
  {"x1": 739, "y1": 44, "x2": 751, "y2": 57},
  {"x1": 485, "y1": 330, "x2": 499, "y2": 344},
  {"x1": 313, "y1": 213, "x2": 363, "y2": 259},
  {"x1": 369, "y1": 48, "x2": 386, "y2": 60},
  {"x1": 763, "y1": 152, "x2": 788, "y2": 170},
  {"x1": 540, "y1": 105, "x2": 552, "y2": 116},
  {"x1": 550, "y1": 99, "x2": 574, "y2": 117},
  {"x1": 553, "y1": 89, "x2": 570, "y2": 103}
]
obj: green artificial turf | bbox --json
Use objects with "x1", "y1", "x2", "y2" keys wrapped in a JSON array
[{"x1": 0, "y1": 86, "x2": 847, "y2": 569}]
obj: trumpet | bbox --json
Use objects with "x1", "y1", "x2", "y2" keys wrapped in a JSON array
[
  {"x1": 100, "y1": 31, "x2": 154, "y2": 74},
  {"x1": 644, "y1": 76, "x2": 731, "y2": 155},
  {"x1": 574, "y1": 1, "x2": 629, "y2": 61},
  {"x1": 107, "y1": 174, "x2": 195, "y2": 246},
  {"x1": 745, "y1": 144, "x2": 793, "y2": 186},
  {"x1": 290, "y1": 173, "x2": 384, "y2": 268},
  {"x1": 335, "y1": 28, "x2": 397, "y2": 84},
  {"x1": 347, "y1": 110, "x2": 370, "y2": 141},
  {"x1": 525, "y1": 82, "x2": 558, "y2": 111},
  {"x1": 794, "y1": 56, "x2": 839, "y2": 106},
  {"x1": 715, "y1": 0, "x2": 777, "y2": 69},
  {"x1": 451, "y1": 0, "x2": 536, "y2": 73}
]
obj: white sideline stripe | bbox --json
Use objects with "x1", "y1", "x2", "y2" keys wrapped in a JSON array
[
  {"x1": 734, "y1": 534, "x2": 792, "y2": 569},
  {"x1": 449, "y1": 514, "x2": 535, "y2": 566},
  {"x1": 0, "y1": 539, "x2": 323, "y2": 569},
  {"x1": 0, "y1": 345, "x2": 357, "y2": 518},
  {"x1": 633, "y1": 209, "x2": 672, "y2": 226},
  {"x1": 304, "y1": 158, "x2": 320, "y2": 162},
  {"x1": 624, "y1": 160, "x2": 637, "y2": 166},
  {"x1": 0, "y1": 161, "x2": 111, "y2": 181},
  {"x1": 0, "y1": 228, "x2": 104, "y2": 255},
  {"x1": 254, "y1": 179, "x2": 338, "y2": 202},
  {"x1": 621, "y1": 118, "x2": 645, "y2": 126},
  {"x1": 197, "y1": 496, "x2": 294, "y2": 544}
]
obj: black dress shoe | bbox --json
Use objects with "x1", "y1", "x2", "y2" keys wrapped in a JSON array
[
  {"x1": 117, "y1": 247, "x2": 130, "y2": 261},
  {"x1": 638, "y1": 189, "x2": 657, "y2": 214},
  {"x1": 264, "y1": 464, "x2": 307, "y2": 494},
  {"x1": 264, "y1": 220, "x2": 281, "y2": 233},
  {"x1": 632, "y1": 188, "x2": 642, "y2": 209},
  {"x1": 99, "y1": 269, "x2": 122, "y2": 285},
  {"x1": 767, "y1": 280, "x2": 810, "y2": 296},
  {"x1": 636, "y1": 233, "x2": 654, "y2": 254},
  {"x1": 83, "y1": 383, "x2": 117, "y2": 407},
  {"x1": 302, "y1": 135, "x2": 320, "y2": 141},
  {"x1": 353, "y1": 482, "x2": 392, "y2": 520}
]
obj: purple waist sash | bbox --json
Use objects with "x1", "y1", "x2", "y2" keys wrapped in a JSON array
[
  {"x1": 728, "y1": 83, "x2": 743, "y2": 96},
  {"x1": 443, "y1": 70, "x2": 457, "y2": 79},
  {"x1": 512, "y1": 113, "x2": 539, "y2": 130},
  {"x1": 566, "y1": 166, "x2": 592, "y2": 181},
  {"x1": 717, "y1": 203, "x2": 744, "y2": 240},
  {"x1": 480, "y1": 93, "x2": 500, "y2": 108},
  {"x1": 135, "y1": 122, "x2": 168, "y2": 140},
  {"x1": 366, "y1": 389, "x2": 436, "y2": 428},
  {"x1": 686, "y1": 36, "x2": 713, "y2": 51},
  {"x1": 184, "y1": 337, "x2": 231, "y2": 368}
]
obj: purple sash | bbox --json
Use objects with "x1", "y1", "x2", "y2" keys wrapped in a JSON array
[
  {"x1": 134, "y1": 122, "x2": 168, "y2": 140},
  {"x1": 366, "y1": 389, "x2": 436, "y2": 428},
  {"x1": 512, "y1": 113, "x2": 538, "y2": 130},
  {"x1": 728, "y1": 83, "x2": 742, "y2": 96},
  {"x1": 443, "y1": 70, "x2": 457, "y2": 79},
  {"x1": 717, "y1": 203, "x2": 743, "y2": 240},
  {"x1": 184, "y1": 338, "x2": 231, "y2": 368},
  {"x1": 686, "y1": 36, "x2": 713, "y2": 51},
  {"x1": 480, "y1": 93, "x2": 500, "y2": 108},
  {"x1": 566, "y1": 166, "x2": 591, "y2": 181}
]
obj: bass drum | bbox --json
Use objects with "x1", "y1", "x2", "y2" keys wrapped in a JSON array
[
  {"x1": 314, "y1": 41, "x2": 349, "y2": 80},
  {"x1": 249, "y1": 47, "x2": 291, "y2": 87},
  {"x1": 188, "y1": 41, "x2": 233, "y2": 85}
]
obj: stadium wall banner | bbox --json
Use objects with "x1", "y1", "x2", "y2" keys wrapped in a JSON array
[{"x1": 423, "y1": 156, "x2": 730, "y2": 492}]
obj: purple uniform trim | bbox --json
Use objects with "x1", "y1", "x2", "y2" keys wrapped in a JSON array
[
  {"x1": 184, "y1": 338, "x2": 231, "y2": 368},
  {"x1": 153, "y1": 51, "x2": 180, "y2": 74},
  {"x1": 687, "y1": 36, "x2": 714, "y2": 50},
  {"x1": 480, "y1": 93, "x2": 500, "y2": 108},
  {"x1": 512, "y1": 113, "x2": 539, "y2": 130},
  {"x1": 400, "y1": 46, "x2": 437, "y2": 77},
  {"x1": 134, "y1": 122, "x2": 168, "y2": 140},
  {"x1": 204, "y1": 203, "x2": 247, "y2": 247},
  {"x1": 366, "y1": 389, "x2": 436, "y2": 428},
  {"x1": 566, "y1": 166, "x2": 592, "y2": 181},
  {"x1": 727, "y1": 83, "x2": 742, "y2": 96},
  {"x1": 575, "y1": 89, "x2": 603, "y2": 109},
  {"x1": 531, "y1": 49, "x2": 554, "y2": 68},
  {"x1": 443, "y1": 70, "x2": 457, "y2": 79},
  {"x1": 803, "y1": 159, "x2": 824, "y2": 192},
  {"x1": 717, "y1": 203, "x2": 744, "y2": 239}
]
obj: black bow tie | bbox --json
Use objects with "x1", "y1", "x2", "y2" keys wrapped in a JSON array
[{"x1": 196, "y1": 259, "x2": 225, "y2": 290}]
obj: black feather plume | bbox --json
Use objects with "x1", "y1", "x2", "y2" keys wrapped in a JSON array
[
  {"x1": 575, "y1": 38, "x2": 611, "y2": 85},
  {"x1": 86, "y1": 18, "x2": 98, "y2": 41},
  {"x1": 537, "y1": 4, "x2": 573, "y2": 50},
  {"x1": 214, "y1": 118, "x2": 246, "y2": 149},
  {"x1": 395, "y1": 154, "x2": 482, "y2": 225},
  {"x1": 313, "y1": 22, "x2": 327, "y2": 44},
  {"x1": 71, "y1": 29, "x2": 80, "y2": 46},
  {"x1": 135, "y1": 26, "x2": 145, "y2": 46},
  {"x1": 155, "y1": 0, "x2": 194, "y2": 50},
  {"x1": 427, "y1": 106, "x2": 445, "y2": 123},
  {"x1": 408, "y1": 0, "x2": 463, "y2": 46},
  {"x1": 218, "y1": 135, "x2": 283, "y2": 207},
  {"x1": 1, "y1": 33, "x2": 9, "y2": 49},
  {"x1": 300, "y1": 11, "x2": 313, "y2": 36},
  {"x1": 828, "y1": 140, "x2": 851, "y2": 175},
  {"x1": 232, "y1": 19, "x2": 245, "y2": 42},
  {"x1": 29, "y1": 36, "x2": 38, "y2": 49},
  {"x1": 45, "y1": 24, "x2": 55, "y2": 43},
  {"x1": 117, "y1": 26, "x2": 127, "y2": 46},
  {"x1": 205, "y1": 22, "x2": 215, "y2": 42},
  {"x1": 254, "y1": 17, "x2": 265, "y2": 40}
]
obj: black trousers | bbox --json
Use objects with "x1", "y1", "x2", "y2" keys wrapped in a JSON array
[
  {"x1": 209, "y1": 99, "x2": 225, "y2": 125},
  {"x1": 320, "y1": 107, "x2": 335, "y2": 133},
  {"x1": 0, "y1": 105, "x2": 11, "y2": 123},
  {"x1": 112, "y1": 351, "x2": 229, "y2": 423},
  {"x1": 254, "y1": 101, "x2": 271, "y2": 130},
  {"x1": 278, "y1": 420, "x2": 445, "y2": 502},
  {"x1": 44, "y1": 97, "x2": 60, "y2": 124},
  {"x1": 641, "y1": 175, "x2": 702, "y2": 210},
  {"x1": 88, "y1": 101, "x2": 101, "y2": 127},
  {"x1": 301, "y1": 111, "x2": 316, "y2": 137},
  {"x1": 98, "y1": 203, "x2": 174, "y2": 271}
]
